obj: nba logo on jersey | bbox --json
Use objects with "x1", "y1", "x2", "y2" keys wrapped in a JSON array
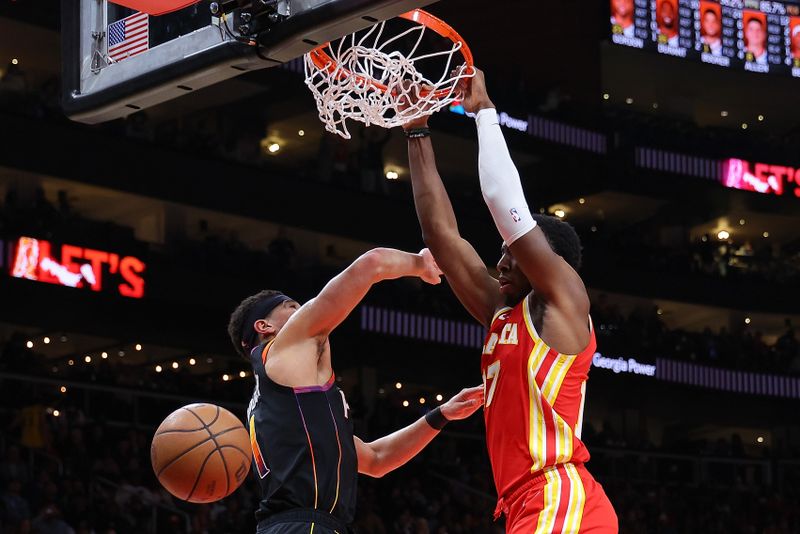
[{"x1": 510, "y1": 208, "x2": 522, "y2": 222}]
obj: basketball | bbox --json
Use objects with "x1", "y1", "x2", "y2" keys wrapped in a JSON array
[{"x1": 151, "y1": 403, "x2": 252, "y2": 503}]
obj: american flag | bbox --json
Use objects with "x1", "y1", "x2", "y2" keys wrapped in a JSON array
[{"x1": 107, "y1": 11, "x2": 149, "y2": 62}]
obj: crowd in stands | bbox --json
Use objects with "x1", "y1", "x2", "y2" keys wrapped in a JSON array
[
  {"x1": 581, "y1": 219, "x2": 800, "y2": 288},
  {"x1": 0, "y1": 374, "x2": 798, "y2": 534},
  {"x1": 592, "y1": 295, "x2": 800, "y2": 375}
]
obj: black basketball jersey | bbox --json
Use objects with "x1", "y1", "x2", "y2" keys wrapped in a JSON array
[{"x1": 246, "y1": 340, "x2": 358, "y2": 525}]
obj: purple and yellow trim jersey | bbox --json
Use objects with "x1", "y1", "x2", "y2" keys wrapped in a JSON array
[{"x1": 247, "y1": 341, "x2": 357, "y2": 524}]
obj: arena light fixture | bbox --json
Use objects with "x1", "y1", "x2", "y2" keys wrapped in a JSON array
[
  {"x1": 602, "y1": 93, "x2": 610, "y2": 100},
  {"x1": 53, "y1": 410, "x2": 60, "y2": 417},
  {"x1": 436, "y1": 394, "x2": 443, "y2": 401},
  {"x1": 758, "y1": 115, "x2": 764, "y2": 121},
  {"x1": 223, "y1": 374, "x2": 230, "y2": 382},
  {"x1": 44, "y1": 337, "x2": 51, "y2": 344},
  {"x1": 720, "y1": 110, "x2": 729, "y2": 117},
  {"x1": 268, "y1": 143, "x2": 281, "y2": 153},
  {"x1": 135, "y1": 343, "x2": 142, "y2": 351},
  {"x1": 101, "y1": 351, "x2": 108, "y2": 358},
  {"x1": 757, "y1": 436, "x2": 764, "y2": 443},
  {"x1": 68, "y1": 359, "x2": 75, "y2": 366},
  {"x1": 11, "y1": 58, "x2": 18, "y2": 65},
  {"x1": 155, "y1": 365, "x2": 163, "y2": 373},
  {"x1": 84, "y1": 355, "x2": 92, "y2": 363},
  {"x1": 419, "y1": 397, "x2": 425, "y2": 404},
  {"x1": 60, "y1": 386, "x2": 67, "y2": 393},
  {"x1": 386, "y1": 170, "x2": 399, "y2": 180},
  {"x1": 402, "y1": 400, "x2": 409, "y2": 407},
  {"x1": 739, "y1": 219, "x2": 746, "y2": 226},
  {"x1": 625, "y1": 97, "x2": 634, "y2": 105},
  {"x1": 395, "y1": 382, "x2": 402, "y2": 389},
  {"x1": 189, "y1": 358, "x2": 196, "y2": 366},
  {"x1": 578, "y1": 198, "x2": 586, "y2": 205},
  {"x1": 554, "y1": 209, "x2": 566, "y2": 219},
  {"x1": 172, "y1": 362, "x2": 179, "y2": 369},
  {"x1": 717, "y1": 230, "x2": 730, "y2": 240},
  {"x1": 762, "y1": 231, "x2": 769, "y2": 238},
  {"x1": 239, "y1": 371, "x2": 246, "y2": 378},
  {"x1": 741, "y1": 123, "x2": 748, "y2": 130},
  {"x1": 745, "y1": 317, "x2": 751, "y2": 325},
  {"x1": 26, "y1": 341, "x2": 33, "y2": 348},
  {"x1": 298, "y1": 130, "x2": 305, "y2": 137}
]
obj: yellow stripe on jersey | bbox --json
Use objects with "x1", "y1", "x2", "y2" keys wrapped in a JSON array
[
  {"x1": 541, "y1": 354, "x2": 575, "y2": 406},
  {"x1": 527, "y1": 342, "x2": 550, "y2": 472},
  {"x1": 534, "y1": 467, "x2": 561, "y2": 534},
  {"x1": 522, "y1": 296, "x2": 541, "y2": 342},
  {"x1": 539, "y1": 353, "x2": 577, "y2": 464},
  {"x1": 491, "y1": 306, "x2": 513, "y2": 326},
  {"x1": 563, "y1": 464, "x2": 586, "y2": 534}
]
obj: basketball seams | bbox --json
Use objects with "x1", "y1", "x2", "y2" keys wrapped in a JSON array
[
  {"x1": 185, "y1": 448, "x2": 217, "y2": 502},
  {"x1": 155, "y1": 428, "x2": 206, "y2": 436},
  {"x1": 154, "y1": 404, "x2": 249, "y2": 503},
  {"x1": 155, "y1": 426, "x2": 243, "y2": 477},
  {"x1": 217, "y1": 443, "x2": 252, "y2": 460},
  {"x1": 183, "y1": 404, "x2": 231, "y2": 498}
]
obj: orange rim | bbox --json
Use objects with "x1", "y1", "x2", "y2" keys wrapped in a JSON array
[{"x1": 307, "y1": 9, "x2": 473, "y2": 99}]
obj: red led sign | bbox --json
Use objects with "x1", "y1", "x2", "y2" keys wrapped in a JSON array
[
  {"x1": 10, "y1": 237, "x2": 145, "y2": 299},
  {"x1": 722, "y1": 158, "x2": 800, "y2": 197}
]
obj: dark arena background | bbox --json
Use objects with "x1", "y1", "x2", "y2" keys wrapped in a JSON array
[{"x1": 1, "y1": 0, "x2": 800, "y2": 532}]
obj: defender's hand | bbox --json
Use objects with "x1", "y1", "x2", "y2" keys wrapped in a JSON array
[
  {"x1": 440, "y1": 386, "x2": 485, "y2": 421},
  {"x1": 418, "y1": 248, "x2": 443, "y2": 285}
]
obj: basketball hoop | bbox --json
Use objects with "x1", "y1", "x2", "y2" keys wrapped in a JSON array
[{"x1": 304, "y1": 9, "x2": 474, "y2": 139}]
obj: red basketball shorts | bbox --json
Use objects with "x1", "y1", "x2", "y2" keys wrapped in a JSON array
[{"x1": 496, "y1": 463, "x2": 617, "y2": 534}]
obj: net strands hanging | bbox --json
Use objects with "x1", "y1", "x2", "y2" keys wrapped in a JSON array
[{"x1": 304, "y1": 12, "x2": 474, "y2": 139}]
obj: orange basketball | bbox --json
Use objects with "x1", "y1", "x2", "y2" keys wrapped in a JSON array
[{"x1": 151, "y1": 403, "x2": 252, "y2": 503}]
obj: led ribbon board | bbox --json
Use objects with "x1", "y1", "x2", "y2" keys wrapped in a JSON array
[{"x1": 10, "y1": 237, "x2": 146, "y2": 299}]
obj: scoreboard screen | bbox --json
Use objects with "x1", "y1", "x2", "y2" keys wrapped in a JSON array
[{"x1": 610, "y1": 0, "x2": 800, "y2": 77}]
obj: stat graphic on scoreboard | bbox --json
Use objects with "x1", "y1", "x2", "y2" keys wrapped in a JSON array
[{"x1": 610, "y1": 0, "x2": 800, "y2": 77}]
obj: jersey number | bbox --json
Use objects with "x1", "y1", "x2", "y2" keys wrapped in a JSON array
[{"x1": 483, "y1": 361, "x2": 501, "y2": 408}]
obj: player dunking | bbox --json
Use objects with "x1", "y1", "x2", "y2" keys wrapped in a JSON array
[
  {"x1": 228, "y1": 247, "x2": 484, "y2": 533},
  {"x1": 403, "y1": 70, "x2": 618, "y2": 533}
]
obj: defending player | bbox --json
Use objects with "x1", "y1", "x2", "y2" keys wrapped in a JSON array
[
  {"x1": 228, "y1": 247, "x2": 484, "y2": 534},
  {"x1": 403, "y1": 70, "x2": 618, "y2": 533}
]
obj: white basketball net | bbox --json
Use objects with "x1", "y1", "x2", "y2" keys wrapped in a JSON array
[{"x1": 304, "y1": 17, "x2": 473, "y2": 139}]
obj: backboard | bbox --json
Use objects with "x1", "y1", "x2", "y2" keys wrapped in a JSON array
[{"x1": 62, "y1": 0, "x2": 439, "y2": 124}]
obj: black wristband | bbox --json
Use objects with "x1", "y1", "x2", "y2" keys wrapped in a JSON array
[
  {"x1": 424, "y1": 406, "x2": 449, "y2": 431},
  {"x1": 404, "y1": 127, "x2": 431, "y2": 139}
]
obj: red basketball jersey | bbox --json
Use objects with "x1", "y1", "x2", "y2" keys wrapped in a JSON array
[{"x1": 481, "y1": 296, "x2": 596, "y2": 500}]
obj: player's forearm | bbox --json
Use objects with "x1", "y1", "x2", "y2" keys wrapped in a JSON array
[
  {"x1": 362, "y1": 416, "x2": 440, "y2": 478},
  {"x1": 407, "y1": 137, "x2": 460, "y2": 244},
  {"x1": 476, "y1": 108, "x2": 536, "y2": 246},
  {"x1": 368, "y1": 248, "x2": 426, "y2": 282}
]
